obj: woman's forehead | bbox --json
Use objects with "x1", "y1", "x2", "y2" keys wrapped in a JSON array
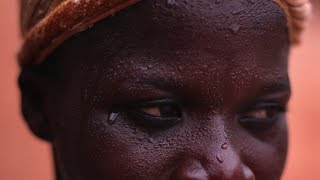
[
  {"x1": 19, "y1": 0, "x2": 310, "y2": 65},
  {"x1": 67, "y1": 0, "x2": 286, "y2": 48},
  {"x1": 53, "y1": 1, "x2": 290, "y2": 94},
  {"x1": 59, "y1": 0, "x2": 288, "y2": 65}
]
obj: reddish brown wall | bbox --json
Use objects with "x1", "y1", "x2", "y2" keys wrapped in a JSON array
[{"x1": 0, "y1": 1, "x2": 319, "y2": 179}]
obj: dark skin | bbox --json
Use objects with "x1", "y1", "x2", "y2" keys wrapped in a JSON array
[{"x1": 19, "y1": 0, "x2": 291, "y2": 179}]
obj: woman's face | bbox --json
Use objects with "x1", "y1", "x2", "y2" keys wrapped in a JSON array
[{"x1": 39, "y1": 0, "x2": 290, "y2": 179}]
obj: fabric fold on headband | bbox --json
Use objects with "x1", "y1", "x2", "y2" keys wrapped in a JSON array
[
  {"x1": 18, "y1": 0, "x2": 311, "y2": 65},
  {"x1": 19, "y1": 0, "x2": 141, "y2": 65},
  {"x1": 274, "y1": 0, "x2": 311, "y2": 44}
]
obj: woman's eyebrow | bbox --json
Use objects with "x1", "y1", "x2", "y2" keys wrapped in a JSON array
[
  {"x1": 233, "y1": 80, "x2": 291, "y2": 110},
  {"x1": 124, "y1": 77, "x2": 291, "y2": 91},
  {"x1": 252, "y1": 80, "x2": 292, "y2": 103}
]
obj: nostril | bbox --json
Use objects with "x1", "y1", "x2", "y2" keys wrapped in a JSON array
[
  {"x1": 242, "y1": 164, "x2": 255, "y2": 180},
  {"x1": 172, "y1": 160, "x2": 209, "y2": 180}
]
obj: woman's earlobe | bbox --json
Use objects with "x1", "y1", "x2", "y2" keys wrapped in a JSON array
[{"x1": 18, "y1": 67, "x2": 53, "y2": 141}]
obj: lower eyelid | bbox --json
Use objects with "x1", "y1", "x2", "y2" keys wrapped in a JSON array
[{"x1": 239, "y1": 118, "x2": 278, "y2": 130}]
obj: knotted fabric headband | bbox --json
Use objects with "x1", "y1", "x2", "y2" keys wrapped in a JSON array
[{"x1": 18, "y1": 0, "x2": 311, "y2": 65}]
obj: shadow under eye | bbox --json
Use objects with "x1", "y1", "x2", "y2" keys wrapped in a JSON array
[{"x1": 239, "y1": 117, "x2": 278, "y2": 129}]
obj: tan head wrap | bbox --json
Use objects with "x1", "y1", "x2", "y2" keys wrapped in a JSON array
[{"x1": 19, "y1": 0, "x2": 311, "y2": 65}]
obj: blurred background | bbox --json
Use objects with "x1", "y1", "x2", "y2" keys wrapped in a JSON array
[{"x1": 0, "y1": 1, "x2": 319, "y2": 180}]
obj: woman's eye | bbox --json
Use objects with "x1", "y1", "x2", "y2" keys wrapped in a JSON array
[
  {"x1": 243, "y1": 107, "x2": 279, "y2": 120},
  {"x1": 239, "y1": 103, "x2": 286, "y2": 127},
  {"x1": 128, "y1": 99, "x2": 182, "y2": 128},
  {"x1": 244, "y1": 109, "x2": 268, "y2": 119},
  {"x1": 141, "y1": 104, "x2": 181, "y2": 118}
]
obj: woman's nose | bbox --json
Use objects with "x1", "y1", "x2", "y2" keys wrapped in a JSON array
[{"x1": 172, "y1": 147, "x2": 255, "y2": 180}]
